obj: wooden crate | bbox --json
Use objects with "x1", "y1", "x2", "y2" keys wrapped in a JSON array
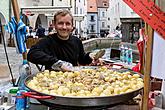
[{"x1": 26, "y1": 38, "x2": 40, "y2": 49}]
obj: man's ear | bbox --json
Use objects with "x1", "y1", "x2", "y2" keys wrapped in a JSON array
[{"x1": 72, "y1": 27, "x2": 75, "y2": 32}]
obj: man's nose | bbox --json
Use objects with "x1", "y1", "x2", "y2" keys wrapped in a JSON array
[{"x1": 62, "y1": 23, "x2": 67, "y2": 28}]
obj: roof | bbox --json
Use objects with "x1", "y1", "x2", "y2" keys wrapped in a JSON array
[
  {"x1": 87, "y1": 0, "x2": 98, "y2": 12},
  {"x1": 97, "y1": 0, "x2": 109, "y2": 8}
]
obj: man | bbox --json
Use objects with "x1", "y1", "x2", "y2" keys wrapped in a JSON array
[
  {"x1": 48, "y1": 24, "x2": 54, "y2": 35},
  {"x1": 29, "y1": 26, "x2": 33, "y2": 37},
  {"x1": 36, "y1": 24, "x2": 45, "y2": 38},
  {"x1": 27, "y1": 10, "x2": 93, "y2": 71}
]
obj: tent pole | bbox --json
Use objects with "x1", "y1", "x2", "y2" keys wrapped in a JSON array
[
  {"x1": 142, "y1": 0, "x2": 155, "y2": 109},
  {"x1": 11, "y1": 0, "x2": 27, "y2": 60},
  {"x1": 11, "y1": 0, "x2": 20, "y2": 23},
  {"x1": 142, "y1": 23, "x2": 154, "y2": 110}
]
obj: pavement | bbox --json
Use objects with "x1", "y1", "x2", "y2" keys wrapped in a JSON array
[
  {"x1": 0, "y1": 44, "x2": 46, "y2": 109},
  {"x1": 0, "y1": 44, "x2": 38, "y2": 84}
]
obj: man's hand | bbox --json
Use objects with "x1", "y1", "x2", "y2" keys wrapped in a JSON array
[
  {"x1": 89, "y1": 49, "x2": 105, "y2": 60},
  {"x1": 52, "y1": 60, "x2": 74, "y2": 71},
  {"x1": 61, "y1": 61, "x2": 74, "y2": 71}
]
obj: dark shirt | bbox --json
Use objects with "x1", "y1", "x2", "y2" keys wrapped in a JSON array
[
  {"x1": 27, "y1": 33, "x2": 92, "y2": 69},
  {"x1": 48, "y1": 26, "x2": 53, "y2": 33},
  {"x1": 36, "y1": 27, "x2": 45, "y2": 38}
]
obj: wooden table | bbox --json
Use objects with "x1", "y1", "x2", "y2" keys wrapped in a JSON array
[{"x1": 26, "y1": 38, "x2": 40, "y2": 49}]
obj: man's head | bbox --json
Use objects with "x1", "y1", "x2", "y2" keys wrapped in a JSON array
[{"x1": 54, "y1": 10, "x2": 74, "y2": 40}]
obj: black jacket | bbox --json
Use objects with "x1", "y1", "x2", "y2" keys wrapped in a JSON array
[
  {"x1": 36, "y1": 27, "x2": 45, "y2": 38},
  {"x1": 27, "y1": 33, "x2": 92, "y2": 69}
]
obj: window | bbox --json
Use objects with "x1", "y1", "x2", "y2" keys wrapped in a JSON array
[
  {"x1": 80, "y1": 8, "x2": 82, "y2": 14},
  {"x1": 115, "y1": 4, "x2": 117, "y2": 13},
  {"x1": 91, "y1": 25, "x2": 94, "y2": 30},
  {"x1": 131, "y1": 11, "x2": 136, "y2": 14},
  {"x1": 118, "y1": 3, "x2": 120, "y2": 13},
  {"x1": 102, "y1": 12, "x2": 105, "y2": 17},
  {"x1": 103, "y1": 3, "x2": 107, "y2": 6},
  {"x1": 102, "y1": 22, "x2": 105, "y2": 28},
  {"x1": 76, "y1": 7, "x2": 78, "y2": 14},
  {"x1": 90, "y1": 15, "x2": 94, "y2": 21},
  {"x1": 91, "y1": 25, "x2": 95, "y2": 32}
]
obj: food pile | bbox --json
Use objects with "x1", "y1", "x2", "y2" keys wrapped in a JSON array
[{"x1": 27, "y1": 66, "x2": 143, "y2": 97}]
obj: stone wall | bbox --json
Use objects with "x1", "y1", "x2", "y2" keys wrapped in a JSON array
[
  {"x1": 82, "y1": 37, "x2": 121, "y2": 52},
  {"x1": 82, "y1": 38, "x2": 139, "y2": 62}
]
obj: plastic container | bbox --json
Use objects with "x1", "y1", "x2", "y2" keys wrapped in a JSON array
[
  {"x1": 120, "y1": 45, "x2": 124, "y2": 62},
  {"x1": 7, "y1": 88, "x2": 18, "y2": 106},
  {"x1": 127, "y1": 47, "x2": 133, "y2": 65},
  {"x1": 16, "y1": 90, "x2": 27, "y2": 110},
  {"x1": 124, "y1": 46, "x2": 128, "y2": 63},
  {"x1": 17, "y1": 60, "x2": 31, "y2": 90}
]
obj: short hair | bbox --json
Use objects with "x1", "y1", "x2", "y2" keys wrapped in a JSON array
[{"x1": 54, "y1": 10, "x2": 73, "y2": 25}]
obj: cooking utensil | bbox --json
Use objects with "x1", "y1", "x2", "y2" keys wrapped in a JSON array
[
  {"x1": 94, "y1": 49, "x2": 105, "y2": 60},
  {"x1": 24, "y1": 67, "x2": 143, "y2": 107}
]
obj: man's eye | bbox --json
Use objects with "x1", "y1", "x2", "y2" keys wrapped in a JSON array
[
  {"x1": 66, "y1": 23, "x2": 71, "y2": 26},
  {"x1": 58, "y1": 22, "x2": 64, "y2": 25},
  {"x1": 57, "y1": 22, "x2": 71, "y2": 26}
]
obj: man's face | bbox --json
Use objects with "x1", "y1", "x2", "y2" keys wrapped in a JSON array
[{"x1": 54, "y1": 14, "x2": 73, "y2": 39}]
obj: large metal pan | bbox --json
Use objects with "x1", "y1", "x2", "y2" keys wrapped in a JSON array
[{"x1": 23, "y1": 66, "x2": 143, "y2": 107}]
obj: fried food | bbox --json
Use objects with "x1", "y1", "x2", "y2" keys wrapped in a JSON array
[{"x1": 27, "y1": 67, "x2": 143, "y2": 97}]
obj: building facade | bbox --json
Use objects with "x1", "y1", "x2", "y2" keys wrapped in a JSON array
[
  {"x1": 17, "y1": 0, "x2": 87, "y2": 38},
  {"x1": 18, "y1": 0, "x2": 70, "y2": 31},
  {"x1": 119, "y1": 0, "x2": 144, "y2": 42},
  {"x1": 108, "y1": 0, "x2": 144, "y2": 43},
  {"x1": 97, "y1": 0, "x2": 109, "y2": 37},
  {"x1": 87, "y1": 0, "x2": 98, "y2": 38},
  {"x1": 0, "y1": 0, "x2": 10, "y2": 44},
  {"x1": 86, "y1": 0, "x2": 109, "y2": 38},
  {"x1": 108, "y1": 0, "x2": 121, "y2": 33},
  {"x1": 72, "y1": 0, "x2": 87, "y2": 38}
]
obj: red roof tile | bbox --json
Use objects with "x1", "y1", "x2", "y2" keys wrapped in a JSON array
[
  {"x1": 97, "y1": 0, "x2": 109, "y2": 8},
  {"x1": 87, "y1": 0, "x2": 98, "y2": 12}
]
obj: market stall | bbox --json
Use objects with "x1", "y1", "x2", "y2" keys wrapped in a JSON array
[
  {"x1": 123, "y1": 0, "x2": 165, "y2": 109},
  {"x1": 0, "y1": 0, "x2": 164, "y2": 110}
]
